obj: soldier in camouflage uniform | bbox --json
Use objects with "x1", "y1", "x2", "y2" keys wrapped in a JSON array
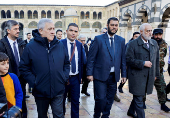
[{"x1": 152, "y1": 28, "x2": 170, "y2": 112}]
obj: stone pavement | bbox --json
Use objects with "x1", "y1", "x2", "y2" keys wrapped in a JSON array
[{"x1": 26, "y1": 70, "x2": 170, "y2": 118}]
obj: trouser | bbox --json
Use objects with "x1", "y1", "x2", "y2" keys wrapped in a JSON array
[
  {"x1": 19, "y1": 76, "x2": 27, "y2": 118},
  {"x1": 154, "y1": 75, "x2": 167, "y2": 104},
  {"x1": 128, "y1": 95, "x2": 145, "y2": 118},
  {"x1": 166, "y1": 64, "x2": 170, "y2": 94},
  {"x1": 81, "y1": 77, "x2": 90, "y2": 93},
  {"x1": 35, "y1": 95, "x2": 64, "y2": 118},
  {"x1": 63, "y1": 75, "x2": 80, "y2": 118},
  {"x1": 93, "y1": 73, "x2": 117, "y2": 118}
]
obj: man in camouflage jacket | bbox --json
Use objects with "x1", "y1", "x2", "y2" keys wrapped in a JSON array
[{"x1": 152, "y1": 28, "x2": 170, "y2": 112}]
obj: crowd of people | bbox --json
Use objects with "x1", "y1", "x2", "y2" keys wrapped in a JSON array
[{"x1": 0, "y1": 17, "x2": 170, "y2": 118}]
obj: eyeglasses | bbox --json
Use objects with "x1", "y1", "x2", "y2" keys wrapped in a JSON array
[{"x1": 146, "y1": 30, "x2": 152, "y2": 33}]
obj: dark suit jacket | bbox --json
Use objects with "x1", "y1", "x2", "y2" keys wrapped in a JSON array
[
  {"x1": 0, "y1": 36, "x2": 26, "y2": 76},
  {"x1": 61, "y1": 39, "x2": 86, "y2": 83},
  {"x1": 126, "y1": 36, "x2": 159, "y2": 95},
  {"x1": 86, "y1": 33, "x2": 126, "y2": 82}
]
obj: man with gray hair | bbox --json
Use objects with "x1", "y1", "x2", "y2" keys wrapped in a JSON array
[
  {"x1": 19, "y1": 18, "x2": 70, "y2": 118},
  {"x1": 126, "y1": 23, "x2": 159, "y2": 118},
  {"x1": 0, "y1": 20, "x2": 27, "y2": 118}
]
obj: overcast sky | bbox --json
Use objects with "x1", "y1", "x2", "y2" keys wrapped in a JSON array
[{"x1": 0, "y1": 0, "x2": 118, "y2": 6}]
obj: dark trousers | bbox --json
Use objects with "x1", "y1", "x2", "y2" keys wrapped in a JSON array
[
  {"x1": 35, "y1": 95, "x2": 64, "y2": 118},
  {"x1": 63, "y1": 75, "x2": 80, "y2": 118},
  {"x1": 19, "y1": 76, "x2": 27, "y2": 118},
  {"x1": 93, "y1": 73, "x2": 117, "y2": 118},
  {"x1": 81, "y1": 77, "x2": 90, "y2": 93},
  {"x1": 128, "y1": 95, "x2": 145, "y2": 118}
]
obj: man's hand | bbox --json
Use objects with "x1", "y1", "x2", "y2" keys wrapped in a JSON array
[
  {"x1": 121, "y1": 77, "x2": 126, "y2": 84},
  {"x1": 144, "y1": 61, "x2": 152, "y2": 68},
  {"x1": 0, "y1": 112, "x2": 5, "y2": 117},
  {"x1": 87, "y1": 76, "x2": 94, "y2": 81},
  {"x1": 155, "y1": 77, "x2": 157, "y2": 80},
  {"x1": 81, "y1": 79, "x2": 82, "y2": 84}
]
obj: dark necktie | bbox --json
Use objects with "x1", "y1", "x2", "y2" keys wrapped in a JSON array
[
  {"x1": 13, "y1": 42, "x2": 19, "y2": 66},
  {"x1": 70, "y1": 43, "x2": 76, "y2": 73},
  {"x1": 145, "y1": 43, "x2": 149, "y2": 49},
  {"x1": 110, "y1": 37, "x2": 115, "y2": 66}
]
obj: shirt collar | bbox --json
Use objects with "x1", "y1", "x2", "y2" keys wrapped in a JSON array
[
  {"x1": 107, "y1": 32, "x2": 115, "y2": 39},
  {"x1": 7, "y1": 36, "x2": 17, "y2": 44}
]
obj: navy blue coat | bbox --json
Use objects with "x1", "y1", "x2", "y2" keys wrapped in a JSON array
[
  {"x1": 19, "y1": 29, "x2": 70, "y2": 98},
  {"x1": 86, "y1": 33, "x2": 126, "y2": 82},
  {"x1": 60, "y1": 39, "x2": 86, "y2": 83}
]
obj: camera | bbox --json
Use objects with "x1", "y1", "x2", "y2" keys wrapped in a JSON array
[{"x1": 0, "y1": 103, "x2": 21, "y2": 118}]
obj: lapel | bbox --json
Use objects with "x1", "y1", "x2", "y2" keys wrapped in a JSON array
[
  {"x1": 149, "y1": 39, "x2": 154, "y2": 60},
  {"x1": 137, "y1": 36, "x2": 149, "y2": 52},
  {"x1": 104, "y1": 33, "x2": 113, "y2": 59},
  {"x1": 62, "y1": 38, "x2": 68, "y2": 51},
  {"x1": 2, "y1": 37, "x2": 15, "y2": 65}
]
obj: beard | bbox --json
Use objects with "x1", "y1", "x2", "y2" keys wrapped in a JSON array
[
  {"x1": 142, "y1": 32, "x2": 151, "y2": 40},
  {"x1": 108, "y1": 26, "x2": 118, "y2": 36}
]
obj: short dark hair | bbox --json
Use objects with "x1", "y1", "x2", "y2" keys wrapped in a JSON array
[
  {"x1": 56, "y1": 29, "x2": 62, "y2": 34},
  {"x1": 133, "y1": 32, "x2": 140, "y2": 37},
  {"x1": 67, "y1": 23, "x2": 79, "y2": 30},
  {"x1": 0, "y1": 52, "x2": 9, "y2": 62},
  {"x1": 107, "y1": 17, "x2": 119, "y2": 25},
  {"x1": 27, "y1": 33, "x2": 31, "y2": 35}
]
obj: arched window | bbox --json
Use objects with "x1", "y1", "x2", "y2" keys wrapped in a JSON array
[
  {"x1": 1, "y1": 10, "x2": 6, "y2": 18},
  {"x1": 98, "y1": 12, "x2": 102, "y2": 19},
  {"x1": 28, "y1": 10, "x2": 32, "y2": 19},
  {"x1": 14, "y1": 10, "x2": 19, "y2": 18},
  {"x1": 47, "y1": 10, "x2": 51, "y2": 18},
  {"x1": 6, "y1": 10, "x2": 11, "y2": 18},
  {"x1": 33, "y1": 10, "x2": 38, "y2": 19},
  {"x1": 55, "y1": 10, "x2": 59, "y2": 19},
  {"x1": 60, "y1": 10, "x2": 64, "y2": 18},
  {"x1": 28, "y1": 21, "x2": 38, "y2": 28},
  {"x1": 85, "y1": 11, "x2": 90, "y2": 19},
  {"x1": 93, "y1": 12, "x2": 97, "y2": 19},
  {"x1": 81, "y1": 21, "x2": 90, "y2": 28},
  {"x1": 92, "y1": 21, "x2": 102, "y2": 29},
  {"x1": 20, "y1": 10, "x2": 24, "y2": 19},
  {"x1": 80, "y1": 11, "x2": 84, "y2": 19},
  {"x1": 55, "y1": 21, "x2": 62, "y2": 28},
  {"x1": 41, "y1": 10, "x2": 46, "y2": 18}
]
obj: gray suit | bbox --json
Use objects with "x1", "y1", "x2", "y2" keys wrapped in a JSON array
[{"x1": 126, "y1": 36, "x2": 159, "y2": 118}]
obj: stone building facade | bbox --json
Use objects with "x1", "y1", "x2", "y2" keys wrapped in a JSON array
[
  {"x1": 119, "y1": 0, "x2": 170, "y2": 44},
  {"x1": 0, "y1": 3, "x2": 119, "y2": 40}
]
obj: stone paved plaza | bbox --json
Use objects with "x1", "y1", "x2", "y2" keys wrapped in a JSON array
[{"x1": 26, "y1": 70, "x2": 170, "y2": 118}]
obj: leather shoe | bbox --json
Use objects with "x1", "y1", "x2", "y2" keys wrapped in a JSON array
[
  {"x1": 166, "y1": 98, "x2": 170, "y2": 102},
  {"x1": 81, "y1": 91, "x2": 90, "y2": 96},
  {"x1": 127, "y1": 112, "x2": 137, "y2": 118},
  {"x1": 118, "y1": 88, "x2": 124, "y2": 93},
  {"x1": 143, "y1": 102, "x2": 146, "y2": 109},
  {"x1": 29, "y1": 88, "x2": 32, "y2": 93},
  {"x1": 67, "y1": 97, "x2": 71, "y2": 102},
  {"x1": 25, "y1": 95, "x2": 30, "y2": 98},
  {"x1": 161, "y1": 103, "x2": 170, "y2": 112},
  {"x1": 114, "y1": 94, "x2": 120, "y2": 102}
]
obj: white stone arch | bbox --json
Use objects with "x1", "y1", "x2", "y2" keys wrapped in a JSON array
[
  {"x1": 136, "y1": 5, "x2": 151, "y2": 23},
  {"x1": 160, "y1": 3, "x2": 170, "y2": 22},
  {"x1": 122, "y1": 9, "x2": 133, "y2": 25}
]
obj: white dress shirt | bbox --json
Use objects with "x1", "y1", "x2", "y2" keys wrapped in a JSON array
[
  {"x1": 107, "y1": 33, "x2": 115, "y2": 72},
  {"x1": 67, "y1": 38, "x2": 79, "y2": 75},
  {"x1": 7, "y1": 36, "x2": 20, "y2": 61}
]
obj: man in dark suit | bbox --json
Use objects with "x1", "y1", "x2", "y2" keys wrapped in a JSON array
[
  {"x1": 61, "y1": 23, "x2": 86, "y2": 118},
  {"x1": 24, "y1": 33, "x2": 33, "y2": 94},
  {"x1": 78, "y1": 34, "x2": 90, "y2": 96},
  {"x1": 86, "y1": 17, "x2": 126, "y2": 118},
  {"x1": 0, "y1": 20, "x2": 27, "y2": 118},
  {"x1": 126, "y1": 23, "x2": 159, "y2": 118},
  {"x1": 24, "y1": 33, "x2": 32, "y2": 44}
]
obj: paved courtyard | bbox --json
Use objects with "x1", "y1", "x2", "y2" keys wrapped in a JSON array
[{"x1": 26, "y1": 70, "x2": 170, "y2": 118}]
